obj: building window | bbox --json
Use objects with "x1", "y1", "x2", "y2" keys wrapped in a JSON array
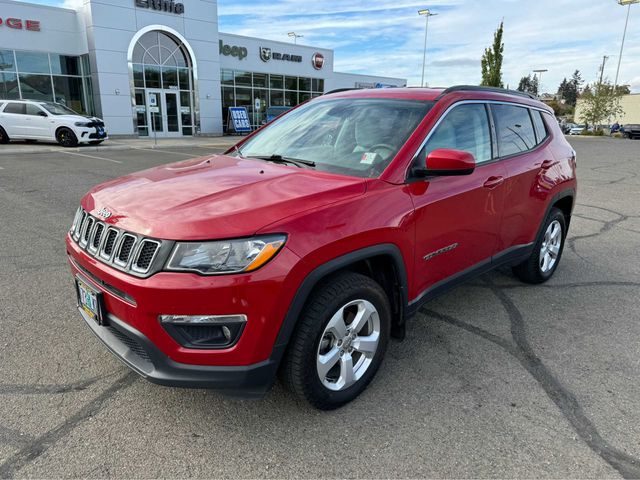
[
  {"x1": 221, "y1": 69, "x2": 325, "y2": 132},
  {"x1": 0, "y1": 49, "x2": 94, "y2": 115}
]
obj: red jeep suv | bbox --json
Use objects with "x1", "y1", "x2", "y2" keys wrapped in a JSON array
[{"x1": 67, "y1": 86, "x2": 577, "y2": 409}]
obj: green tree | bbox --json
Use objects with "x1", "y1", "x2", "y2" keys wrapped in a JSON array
[
  {"x1": 579, "y1": 79, "x2": 624, "y2": 129},
  {"x1": 558, "y1": 70, "x2": 583, "y2": 106},
  {"x1": 517, "y1": 74, "x2": 539, "y2": 96},
  {"x1": 481, "y1": 22, "x2": 504, "y2": 88}
]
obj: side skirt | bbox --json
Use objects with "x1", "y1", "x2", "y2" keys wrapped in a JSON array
[{"x1": 406, "y1": 243, "x2": 534, "y2": 317}]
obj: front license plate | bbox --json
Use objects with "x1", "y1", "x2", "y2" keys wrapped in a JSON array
[{"x1": 76, "y1": 276, "x2": 105, "y2": 325}]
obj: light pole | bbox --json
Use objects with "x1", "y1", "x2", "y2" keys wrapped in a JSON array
[
  {"x1": 533, "y1": 69, "x2": 548, "y2": 95},
  {"x1": 418, "y1": 9, "x2": 438, "y2": 87},
  {"x1": 614, "y1": 0, "x2": 639, "y2": 91},
  {"x1": 287, "y1": 32, "x2": 303, "y2": 45}
]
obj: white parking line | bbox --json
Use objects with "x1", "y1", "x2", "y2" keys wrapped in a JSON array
[
  {"x1": 134, "y1": 147, "x2": 213, "y2": 158},
  {"x1": 63, "y1": 151, "x2": 123, "y2": 164}
]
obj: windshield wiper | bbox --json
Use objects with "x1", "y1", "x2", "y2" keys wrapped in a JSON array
[{"x1": 246, "y1": 154, "x2": 316, "y2": 169}]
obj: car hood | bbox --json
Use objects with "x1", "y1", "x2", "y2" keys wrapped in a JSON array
[
  {"x1": 56, "y1": 114, "x2": 103, "y2": 123},
  {"x1": 82, "y1": 155, "x2": 367, "y2": 240}
]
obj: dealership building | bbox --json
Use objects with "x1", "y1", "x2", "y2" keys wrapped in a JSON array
[{"x1": 0, "y1": 0, "x2": 406, "y2": 137}]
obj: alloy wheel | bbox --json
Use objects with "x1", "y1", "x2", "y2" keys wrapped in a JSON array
[
  {"x1": 316, "y1": 299, "x2": 381, "y2": 391},
  {"x1": 540, "y1": 220, "x2": 562, "y2": 273}
]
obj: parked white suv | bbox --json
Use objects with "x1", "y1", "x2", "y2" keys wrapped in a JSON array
[{"x1": 0, "y1": 100, "x2": 108, "y2": 147}]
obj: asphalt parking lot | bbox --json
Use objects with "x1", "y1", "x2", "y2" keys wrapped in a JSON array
[{"x1": 0, "y1": 138, "x2": 639, "y2": 478}]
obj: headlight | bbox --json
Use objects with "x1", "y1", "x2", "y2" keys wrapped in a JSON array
[
  {"x1": 166, "y1": 235, "x2": 286, "y2": 275},
  {"x1": 74, "y1": 121, "x2": 91, "y2": 127}
]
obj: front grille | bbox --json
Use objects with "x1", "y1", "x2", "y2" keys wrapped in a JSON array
[
  {"x1": 89, "y1": 223, "x2": 105, "y2": 252},
  {"x1": 133, "y1": 240, "x2": 160, "y2": 273},
  {"x1": 70, "y1": 207, "x2": 167, "y2": 277},
  {"x1": 102, "y1": 229, "x2": 118, "y2": 258},
  {"x1": 115, "y1": 234, "x2": 136, "y2": 266}
]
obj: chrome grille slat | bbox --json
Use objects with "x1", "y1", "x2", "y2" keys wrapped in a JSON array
[
  {"x1": 114, "y1": 234, "x2": 137, "y2": 267},
  {"x1": 132, "y1": 240, "x2": 160, "y2": 274},
  {"x1": 79, "y1": 217, "x2": 95, "y2": 247},
  {"x1": 70, "y1": 208, "x2": 164, "y2": 277}
]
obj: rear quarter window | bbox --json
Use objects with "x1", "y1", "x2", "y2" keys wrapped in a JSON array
[
  {"x1": 492, "y1": 104, "x2": 537, "y2": 157},
  {"x1": 531, "y1": 110, "x2": 548, "y2": 144}
]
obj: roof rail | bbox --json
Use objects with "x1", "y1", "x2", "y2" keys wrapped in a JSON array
[
  {"x1": 323, "y1": 88, "x2": 363, "y2": 95},
  {"x1": 437, "y1": 85, "x2": 537, "y2": 101}
]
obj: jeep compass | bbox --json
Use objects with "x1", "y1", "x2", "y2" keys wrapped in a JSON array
[{"x1": 67, "y1": 86, "x2": 577, "y2": 409}]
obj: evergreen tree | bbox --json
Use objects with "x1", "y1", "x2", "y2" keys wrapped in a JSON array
[
  {"x1": 481, "y1": 22, "x2": 504, "y2": 88},
  {"x1": 518, "y1": 75, "x2": 539, "y2": 96}
]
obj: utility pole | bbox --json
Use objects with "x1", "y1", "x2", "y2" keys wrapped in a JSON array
[{"x1": 599, "y1": 55, "x2": 609, "y2": 84}]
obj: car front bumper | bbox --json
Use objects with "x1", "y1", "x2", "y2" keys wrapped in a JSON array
[{"x1": 78, "y1": 305, "x2": 278, "y2": 397}]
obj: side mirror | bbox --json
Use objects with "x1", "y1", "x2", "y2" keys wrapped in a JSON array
[
  {"x1": 415, "y1": 148, "x2": 476, "y2": 177},
  {"x1": 38, "y1": 111, "x2": 48, "y2": 117}
]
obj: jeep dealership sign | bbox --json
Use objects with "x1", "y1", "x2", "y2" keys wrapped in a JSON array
[{"x1": 219, "y1": 40, "x2": 247, "y2": 60}]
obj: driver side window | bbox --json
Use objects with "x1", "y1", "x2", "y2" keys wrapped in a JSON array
[{"x1": 419, "y1": 103, "x2": 493, "y2": 167}]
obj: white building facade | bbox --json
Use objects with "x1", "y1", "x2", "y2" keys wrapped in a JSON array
[{"x1": 0, "y1": 0, "x2": 406, "y2": 137}]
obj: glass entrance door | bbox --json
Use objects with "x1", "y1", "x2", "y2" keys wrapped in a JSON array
[{"x1": 146, "y1": 89, "x2": 182, "y2": 137}]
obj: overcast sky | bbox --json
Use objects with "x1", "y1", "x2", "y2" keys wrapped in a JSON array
[
  {"x1": 33, "y1": 0, "x2": 640, "y2": 93},
  {"x1": 216, "y1": 0, "x2": 640, "y2": 93}
]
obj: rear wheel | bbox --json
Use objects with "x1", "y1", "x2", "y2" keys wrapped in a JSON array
[
  {"x1": 0, "y1": 126, "x2": 9, "y2": 144},
  {"x1": 56, "y1": 128, "x2": 78, "y2": 148},
  {"x1": 512, "y1": 208, "x2": 566, "y2": 284},
  {"x1": 282, "y1": 272, "x2": 391, "y2": 410}
]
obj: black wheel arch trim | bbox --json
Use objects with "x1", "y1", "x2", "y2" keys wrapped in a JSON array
[
  {"x1": 269, "y1": 244, "x2": 409, "y2": 366},
  {"x1": 537, "y1": 188, "x2": 575, "y2": 241}
]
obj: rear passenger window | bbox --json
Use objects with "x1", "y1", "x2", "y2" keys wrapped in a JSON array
[
  {"x1": 492, "y1": 104, "x2": 537, "y2": 157},
  {"x1": 421, "y1": 103, "x2": 493, "y2": 165},
  {"x1": 4, "y1": 103, "x2": 25, "y2": 115},
  {"x1": 26, "y1": 104, "x2": 45, "y2": 116},
  {"x1": 531, "y1": 110, "x2": 548, "y2": 144}
]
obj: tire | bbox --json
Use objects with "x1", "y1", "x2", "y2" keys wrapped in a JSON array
[
  {"x1": 281, "y1": 271, "x2": 391, "y2": 410},
  {"x1": 0, "y1": 126, "x2": 9, "y2": 144},
  {"x1": 89, "y1": 140, "x2": 104, "y2": 145},
  {"x1": 56, "y1": 128, "x2": 78, "y2": 148},
  {"x1": 512, "y1": 207, "x2": 567, "y2": 284}
]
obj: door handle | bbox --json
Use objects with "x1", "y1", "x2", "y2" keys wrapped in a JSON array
[
  {"x1": 483, "y1": 176, "x2": 504, "y2": 189},
  {"x1": 540, "y1": 159, "x2": 555, "y2": 169}
]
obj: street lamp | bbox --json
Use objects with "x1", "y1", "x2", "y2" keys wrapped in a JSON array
[
  {"x1": 614, "y1": 0, "x2": 639, "y2": 91},
  {"x1": 533, "y1": 69, "x2": 548, "y2": 94},
  {"x1": 418, "y1": 9, "x2": 438, "y2": 87},
  {"x1": 287, "y1": 32, "x2": 303, "y2": 45}
]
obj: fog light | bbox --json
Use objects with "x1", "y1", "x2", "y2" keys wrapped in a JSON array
[
  {"x1": 159, "y1": 315, "x2": 247, "y2": 349},
  {"x1": 222, "y1": 325, "x2": 232, "y2": 341}
]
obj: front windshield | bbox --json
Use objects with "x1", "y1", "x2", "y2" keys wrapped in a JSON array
[
  {"x1": 237, "y1": 98, "x2": 434, "y2": 178},
  {"x1": 41, "y1": 102, "x2": 80, "y2": 116}
]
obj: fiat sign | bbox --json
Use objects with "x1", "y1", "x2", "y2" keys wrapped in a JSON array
[{"x1": 312, "y1": 53, "x2": 325, "y2": 70}]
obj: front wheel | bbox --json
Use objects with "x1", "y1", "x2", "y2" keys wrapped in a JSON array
[
  {"x1": 281, "y1": 272, "x2": 391, "y2": 410},
  {"x1": 512, "y1": 207, "x2": 567, "y2": 284},
  {"x1": 56, "y1": 128, "x2": 78, "y2": 148}
]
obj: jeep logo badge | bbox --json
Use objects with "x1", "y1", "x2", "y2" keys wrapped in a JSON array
[{"x1": 97, "y1": 208, "x2": 112, "y2": 219}]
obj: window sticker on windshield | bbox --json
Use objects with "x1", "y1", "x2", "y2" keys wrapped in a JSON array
[{"x1": 360, "y1": 152, "x2": 377, "y2": 165}]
